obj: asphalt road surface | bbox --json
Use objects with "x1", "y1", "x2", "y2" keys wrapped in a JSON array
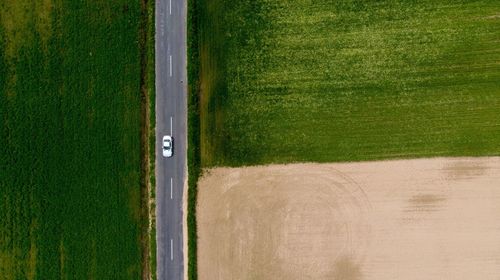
[{"x1": 155, "y1": 0, "x2": 187, "y2": 279}]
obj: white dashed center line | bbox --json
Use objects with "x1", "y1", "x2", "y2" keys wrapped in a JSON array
[
  {"x1": 169, "y1": 55, "x2": 172, "y2": 77},
  {"x1": 170, "y1": 116, "x2": 173, "y2": 135},
  {"x1": 170, "y1": 239, "x2": 173, "y2": 260}
]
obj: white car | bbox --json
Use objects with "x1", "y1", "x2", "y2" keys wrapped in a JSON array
[{"x1": 162, "y1": 135, "x2": 173, "y2": 157}]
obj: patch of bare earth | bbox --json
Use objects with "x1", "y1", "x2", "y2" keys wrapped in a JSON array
[{"x1": 197, "y1": 157, "x2": 500, "y2": 280}]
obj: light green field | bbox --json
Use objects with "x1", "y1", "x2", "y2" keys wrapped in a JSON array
[{"x1": 198, "y1": 0, "x2": 500, "y2": 166}]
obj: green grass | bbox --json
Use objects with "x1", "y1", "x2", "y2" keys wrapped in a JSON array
[
  {"x1": 0, "y1": 0, "x2": 152, "y2": 278},
  {"x1": 198, "y1": 0, "x2": 500, "y2": 166}
]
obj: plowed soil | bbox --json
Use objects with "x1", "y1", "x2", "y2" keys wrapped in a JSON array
[{"x1": 197, "y1": 157, "x2": 500, "y2": 280}]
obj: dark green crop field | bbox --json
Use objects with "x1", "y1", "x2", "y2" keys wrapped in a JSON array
[
  {"x1": 0, "y1": 0, "x2": 151, "y2": 279},
  {"x1": 197, "y1": 0, "x2": 500, "y2": 166}
]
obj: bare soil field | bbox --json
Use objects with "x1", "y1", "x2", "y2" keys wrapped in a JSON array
[{"x1": 197, "y1": 157, "x2": 500, "y2": 280}]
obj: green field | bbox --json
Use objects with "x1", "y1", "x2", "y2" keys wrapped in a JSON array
[
  {"x1": 0, "y1": 0, "x2": 152, "y2": 278},
  {"x1": 197, "y1": 0, "x2": 500, "y2": 166}
]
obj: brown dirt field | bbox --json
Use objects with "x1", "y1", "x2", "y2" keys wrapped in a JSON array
[{"x1": 197, "y1": 157, "x2": 500, "y2": 280}]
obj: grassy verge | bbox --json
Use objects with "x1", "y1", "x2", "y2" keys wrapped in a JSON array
[
  {"x1": 200, "y1": 0, "x2": 500, "y2": 166},
  {"x1": 139, "y1": 0, "x2": 156, "y2": 278},
  {"x1": 0, "y1": 0, "x2": 151, "y2": 278},
  {"x1": 146, "y1": 0, "x2": 157, "y2": 278},
  {"x1": 187, "y1": 0, "x2": 201, "y2": 279}
]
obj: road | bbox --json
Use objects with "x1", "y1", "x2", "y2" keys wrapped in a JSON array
[{"x1": 155, "y1": 0, "x2": 187, "y2": 279}]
